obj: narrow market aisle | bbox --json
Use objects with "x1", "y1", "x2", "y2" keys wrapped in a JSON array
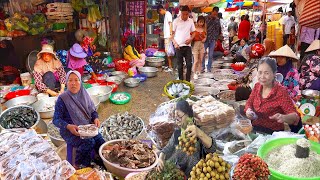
[{"x1": 97, "y1": 71, "x2": 175, "y2": 137}]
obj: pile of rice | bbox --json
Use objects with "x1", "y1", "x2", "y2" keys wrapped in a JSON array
[{"x1": 265, "y1": 144, "x2": 320, "y2": 178}]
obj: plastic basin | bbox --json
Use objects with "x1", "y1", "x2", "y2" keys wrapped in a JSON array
[
  {"x1": 257, "y1": 138, "x2": 320, "y2": 180},
  {"x1": 99, "y1": 139, "x2": 158, "y2": 178}
]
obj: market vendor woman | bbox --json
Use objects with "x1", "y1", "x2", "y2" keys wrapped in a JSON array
[
  {"x1": 53, "y1": 70, "x2": 105, "y2": 168},
  {"x1": 157, "y1": 100, "x2": 217, "y2": 177},
  {"x1": 245, "y1": 57, "x2": 302, "y2": 134},
  {"x1": 33, "y1": 44, "x2": 66, "y2": 96}
]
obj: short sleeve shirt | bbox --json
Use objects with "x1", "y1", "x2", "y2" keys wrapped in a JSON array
[
  {"x1": 164, "y1": 11, "x2": 173, "y2": 39},
  {"x1": 244, "y1": 82, "x2": 299, "y2": 131},
  {"x1": 205, "y1": 16, "x2": 221, "y2": 42},
  {"x1": 173, "y1": 17, "x2": 196, "y2": 47},
  {"x1": 281, "y1": 15, "x2": 295, "y2": 35}
]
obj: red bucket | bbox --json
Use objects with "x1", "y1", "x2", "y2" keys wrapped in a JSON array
[{"x1": 114, "y1": 59, "x2": 130, "y2": 73}]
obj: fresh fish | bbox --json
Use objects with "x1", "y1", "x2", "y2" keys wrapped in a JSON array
[{"x1": 177, "y1": 83, "x2": 183, "y2": 92}]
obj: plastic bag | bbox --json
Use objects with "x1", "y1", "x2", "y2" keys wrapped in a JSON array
[
  {"x1": 17, "y1": 161, "x2": 37, "y2": 180},
  {"x1": 145, "y1": 48, "x2": 157, "y2": 57},
  {"x1": 166, "y1": 41, "x2": 175, "y2": 56},
  {"x1": 30, "y1": 151, "x2": 61, "y2": 172},
  {"x1": 78, "y1": 124, "x2": 99, "y2": 139},
  {"x1": 128, "y1": 67, "x2": 138, "y2": 77},
  {"x1": 41, "y1": 160, "x2": 76, "y2": 180},
  {"x1": 0, "y1": 151, "x2": 27, "y2": 175},
  {"x1": 153, "y1": 51, "x2": 166, "y2": 57}
]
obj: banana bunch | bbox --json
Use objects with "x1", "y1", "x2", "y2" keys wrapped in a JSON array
[{"x1": 87, "y1": 4, "x2": 102, "y2": 23}]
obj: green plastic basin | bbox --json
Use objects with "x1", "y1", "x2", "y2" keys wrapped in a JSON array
[{"x1": 257, "y1": 138, "x2": 320, "y2": 180}]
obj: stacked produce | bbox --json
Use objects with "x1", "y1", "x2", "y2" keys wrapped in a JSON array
[
  {"x1": 100, "y1": 112, "x2": 144, "y2": 141},
  {"x1": 232, "y1": 153, "x2": 270, "y2": 180},
  {"x1": 46, "y1": 3, "x2": 74, "y2": 23},
  {"x1": 146, "y1": 161, "x2": 185, "y2": 180},
  {"x1": 192, "y1": 96, "x2": 235, "y2": 134},
  {"x1": 189, "y1": 153, "x2": 231, "y2": 180},
  {"x1": 101, "y1": 140, "x2": 156, "y2": 169},
  {"x1": 303, "y1": 124, "x2": 320, "y2": 142},
  {"x1": 71, "y1": 0, "x2": 102, "y2": 23},
  {"x1": 177, "y1": 118, "x2": 197, "y2": 156},
  {"x1": 0, "y1": 129, "x2": 75, "y2": 179}
]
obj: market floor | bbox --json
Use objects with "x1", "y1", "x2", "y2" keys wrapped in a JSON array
[{"x1": 97, "y1": 70, "x2": 177, "y2": 138}]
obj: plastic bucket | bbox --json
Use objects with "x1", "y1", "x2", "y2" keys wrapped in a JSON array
[{"x1": 20, "y1": 72, "x2": 32, "y2": 86}]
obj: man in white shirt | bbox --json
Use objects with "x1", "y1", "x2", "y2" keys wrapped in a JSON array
[
  {"x1": 157, "y1": 5, "x2": 173, "y2": 72},
  {"x1": 281, "y1": 8, "x2": 296, "y2": 46},
  {"x1": 171, "y1": 6, "x2": 196, "y2": 82}
]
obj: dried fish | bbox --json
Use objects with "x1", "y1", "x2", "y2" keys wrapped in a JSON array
[{"x1": 100, "y1": 112, "x2": 143, "y2": 141}]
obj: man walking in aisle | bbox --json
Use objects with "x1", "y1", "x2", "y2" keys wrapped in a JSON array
[
  {"x1": 171, "y1": 6, "x2": 195, "y2": 82},
  {"x1": 202, "y1": 7, "x2": 221, "y2": 73},
  {"x1": 157, "y1": 5, "x2": 174, "y2": 72},
  {"x1": 281, "y1": 8, "x2": 295, "y2": 46}
]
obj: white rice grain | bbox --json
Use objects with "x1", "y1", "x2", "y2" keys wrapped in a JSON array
[{"x1": 265, "y1": 144, "x2": 320, "y2": 178}]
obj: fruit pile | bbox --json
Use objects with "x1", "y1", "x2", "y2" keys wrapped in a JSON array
[
  {"x1": 232, "y1": 153, "x2": 270, "y2": 180},
  {"x1": 177, "y1": 128, "x2": 197, "y2": 156},
  {"x1": 189, "y1": 153, "x2": 231, "y2": 180}
]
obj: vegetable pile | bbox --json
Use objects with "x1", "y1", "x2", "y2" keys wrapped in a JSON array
[
  {"x1": 232, "y1": 153, "x2": 270, "y2": 180},
  {"x1": 101, "y1": 140, "x2": 156, "y2": 169},
  {"x1": 189, "y1": 153, "x2": 231, "y2": 180},
  {"x1": 146, "y1": 161, "x2": 185, "y2": 180}
]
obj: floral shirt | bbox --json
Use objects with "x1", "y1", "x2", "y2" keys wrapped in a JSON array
[
  {"x1": 56, "y1": 50, "x2": 94, "y2": 73},
  {"x1": 283, "y1": 68, "x2": 300, "y2": 99},
  {"x1": 300, "y1": 54, "x2": 320, "y2": 89},
  {"x1": 33, "y1": 66, "x2": 66, "y2": 92},
  {"x1": 245, "y1": 82, "x2": 300, "y2": 133}
]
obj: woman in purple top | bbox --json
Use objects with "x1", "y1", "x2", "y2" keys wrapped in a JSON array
[{"x1": 53, "y1": 70, "x2": 105, "y2": 168}]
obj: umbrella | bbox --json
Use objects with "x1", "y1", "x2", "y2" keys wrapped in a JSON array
[
  {"x1": 299, "y1": 0, "x2": 320, "y2": 29},
  {"x1": 179, "y1": 0, "x2": 221, "y2": 7}
]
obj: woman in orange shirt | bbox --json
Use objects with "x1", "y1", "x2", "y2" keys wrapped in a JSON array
[{"x1": 192, "y1": 16, "x2": 207, "y2": 80}]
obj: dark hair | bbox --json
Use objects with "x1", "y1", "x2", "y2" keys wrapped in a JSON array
[
  {"x1": 245, "y1": 14, "x2": 250, "y2": 20},
  {"x1": 240, "y1": 38, "x2": 248, "y2": 43},
  {"x1": 230, "y1": 16, "x2": 235, "y2": 21},
  {"x1": 250, "y1": 31, "x2": 255, "y2": 35},
  {"x1": 157, "y1": 5, "x2": 164, "y2": 13},
  {"x1": 258, "y1": 57, "x2": 278, "y2": 73},
  {"x1": 176, "y1": 100, "x2": 193, "y2": 118},
  {"x1": 197, "y1": 16, "x2": 205, "y2": 23},
  {"x1": 218, "y1": 12, "x2": 223, "y2": 19},
  {"x1": 241, "y1": 15, "x2": 245, "y2": 21},
  {"x1": 213, "y1": 6, "x2": 219, "y2": 12},
  {"x1": 180, "y1": 5, "x2": 190, "y2": 12}
]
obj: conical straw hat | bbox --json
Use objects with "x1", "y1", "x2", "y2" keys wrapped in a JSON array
[
  {"x1": 269, "y1": 45, "x2": 298, "y2": 61},
  {"x1": 305, "y1": 40, "x2": 320, "y2": 52}
]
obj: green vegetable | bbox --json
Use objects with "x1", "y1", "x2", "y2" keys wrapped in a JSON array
[
  {"x1": 15, "y1": 20, "x2": 29, "y2": 32},
  {"x1": 28, "y1": 28, "x2": 38, "y2": 35},
  {"x1": 71, "y1": 0, "x2": 85, "y2": 12},
  {"x1": 146, "y1": 161, "x2": 185, "y2": 180}
]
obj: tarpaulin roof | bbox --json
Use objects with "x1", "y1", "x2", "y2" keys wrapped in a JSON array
[
  {"x1": 298, "y1": 0, "x2": 320, "y2": 29},
  {"x1": 179, "y1": 0, "x2": 221, "y2": 7}
]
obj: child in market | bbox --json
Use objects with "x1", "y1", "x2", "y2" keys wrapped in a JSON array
[
  {"x1": 192, "y1": 16, "x2": 206, "y2": 79},
  {"x1": 248, "y1": 31, "x2": 256, "y2": 45}
]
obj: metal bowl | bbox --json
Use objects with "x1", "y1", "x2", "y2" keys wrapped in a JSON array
[
  {"x1": 47, "y1": 121, "x2": 65, "y2": 147},
  {"x1": 212, "y1": 60, "x2": 224, "y2": 65},
  {"x1": 106, "y1": 76, "x2": 123, "y2": 85},
  {"x1": 32, "y1": 97, "x2": 57, "y2": 119},
  {"x1": 223, "y1": 56, "x2": 234, "y2": 62},
  {"x1": 86, "y1": 86, "x2": 113, "y2": 103},
  {"x1": 138, "y1": 67, "x2": 158, "y2": 78},
  {"x1": 82, "y1": 74, "x2": 91, "y2": 82},
  {"x1": 111, "y1": 71, "x2": 127, "y2": 79},
  {"x1": 4, "y1": 95, "x2": 37, "y2": 108},
  {"x1": 0, "y1": 105, "x2": 40, "y2": 130},
  {"x1": 90, "y1": 95, "x2": 100, "y2": 111},
  {"x1": 146, "y1": 57, "x2": 165, "y2": 67},
  {"x1": 194, "y1": 86, "x2": 220, "y2": 96},
  {"x1": 302, "y1": 89, "x2": 320, "y2": 99},
  {"x1": 193, "y1": 78, "x2": 215, "y2": 86},
  {"x1": 222, "y1": 63, "x2": 233, "y2": 69},
  {"x1": 124, "y1": 78, "x2": 140, "y2": 88}
]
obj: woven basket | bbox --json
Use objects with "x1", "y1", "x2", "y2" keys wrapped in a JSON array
[
  {"x1": 47, "y1": 3, "x2": 72, "y2": 8},
  {"x1": 163, "y1": 80, "x2": 194, "y2": 100}
]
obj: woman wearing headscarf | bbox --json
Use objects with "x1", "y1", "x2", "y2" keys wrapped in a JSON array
[
  {"x1": 299, "y1": 40, "x2": 320, "y2": 90},
  {"x1": 33, "y1": 44, "x2": 66, "y2": 97},
  {"x1": 123, "y1": 36, "x2": 146, "y2": 68},
  {"x1": 53, "y1": 70, "x2": 105, "y2": 168},
  {"x1": 269, "y1": 45, "x2": 300, "y2": 99}
]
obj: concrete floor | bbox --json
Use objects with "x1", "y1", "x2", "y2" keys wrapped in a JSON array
[{"x1": 97, "y1": 70, "x2": 177, "y2": 138}]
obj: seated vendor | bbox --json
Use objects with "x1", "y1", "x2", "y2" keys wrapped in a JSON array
[
  {"x1": 33, "y1": 44, "x2": 66, "y2": 97},
  {"x1": 123, "y1": 36, "x2": 146, "y2": 67},
  {"x1": 67, "y1": 43, "x2": 97, "y2": 80},
  {"x1": 269, "y1": 45, "x2": 300, "y2": 99},
  {"x1": 157, "y1": 100, "x2": 217, "y2": 178},
  {"x1": 53, "y1": 70, "x2": 105, "y2": 168},
  {"x1": 244, "y1": 57, "x2": 302, "y2": 134}
]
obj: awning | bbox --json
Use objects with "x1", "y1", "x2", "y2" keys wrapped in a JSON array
[
  {"x1": 179, "y1": 0, "x2": 221, "y2": 7},
  {"x1": 299, "y1": 0, "x2": 320, "y2": 29}
]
